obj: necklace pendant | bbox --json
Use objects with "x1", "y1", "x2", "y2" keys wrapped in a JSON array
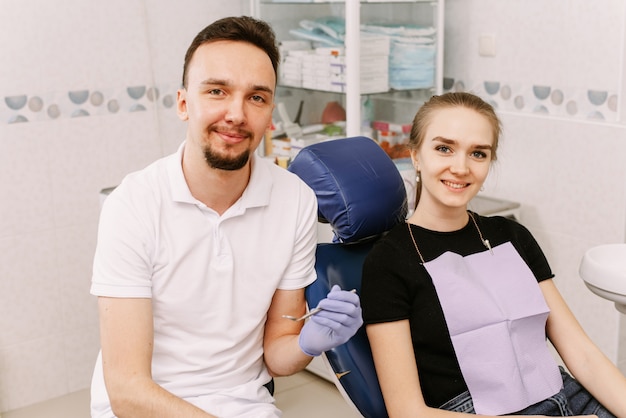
[
  {"x1": 468, "y1": 211, "x2": 494, "y2": 256},
  {"x1": 483, "y1": 239, "x2": 493, "y2": 255}
]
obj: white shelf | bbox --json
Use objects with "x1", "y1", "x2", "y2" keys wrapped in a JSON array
[{"x1": 252, "y1": 0, "x2": 444, "y2": 134}]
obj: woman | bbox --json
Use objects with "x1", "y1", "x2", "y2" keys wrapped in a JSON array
[{"x1": 361, "y1": 92, "x2": 626, "y2": 417}]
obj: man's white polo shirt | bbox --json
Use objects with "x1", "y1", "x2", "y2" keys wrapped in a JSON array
[{"x1": 90, "y1": 142, "x2": 318, "y2": 416}]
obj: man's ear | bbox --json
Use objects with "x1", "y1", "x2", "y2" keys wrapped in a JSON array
[
  {"x1": 176, "y1": 88, "x2": 189, "y2": 121},
  {"x1": 268, "y1": 102, "x2": 275, "y2": 129}
]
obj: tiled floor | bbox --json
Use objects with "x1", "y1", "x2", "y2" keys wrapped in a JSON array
[{"x1": 1, "y1": 370, "x2": 362, "y2": 418}]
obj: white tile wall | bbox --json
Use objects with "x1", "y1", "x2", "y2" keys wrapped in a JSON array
[
  {"x1": 0, "y1": 124, "x2": 56, "y2": 237},
  {"x1": 444, "y1": 0, "x2": 624, "y2": 92},
  {"x1": 617, "y1": 316, "x2": 626, "y2": 374},
  {"x1": 0, "y1": 0, "x2": 245, "y2": 411},
  {"x1": 444, "y1": 0, "x2": 625, "y2": 123},
  {"x1": 0, "y1": 231, "x2": 64, "y2": 348}
]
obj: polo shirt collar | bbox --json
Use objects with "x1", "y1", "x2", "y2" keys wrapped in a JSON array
[{"x1": 167, "y1": 141, "x2": 273, "y2": 209}]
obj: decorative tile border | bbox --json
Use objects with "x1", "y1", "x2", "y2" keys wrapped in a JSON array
[
  {"x1": 1, "y1": 84, "x2": 180, "y2": 125},
  {"x1": 2, "y1": 80, "x2": 621, "y2": 125},
  {"x1": 443, "y1": 77, "x2": 620, "y2": 123}
]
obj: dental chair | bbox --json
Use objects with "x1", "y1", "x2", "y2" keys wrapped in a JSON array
[{"x1": 288, "y1": 136, "x2": 408, "y2": 418}]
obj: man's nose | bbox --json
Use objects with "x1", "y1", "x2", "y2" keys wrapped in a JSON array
[{"x1": 224, "y1": 96, "x2": 246, "y2": 125}]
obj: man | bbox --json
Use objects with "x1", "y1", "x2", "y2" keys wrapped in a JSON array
[{"x1": 90, "y1": 16, "x2": 362, "y2": 418}]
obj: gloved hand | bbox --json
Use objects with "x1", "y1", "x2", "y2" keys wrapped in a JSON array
[{"x1": 298, "y1": 285, "x2": 363, "y2": 357}]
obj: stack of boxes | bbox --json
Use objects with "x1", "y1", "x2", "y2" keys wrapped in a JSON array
[
  {"x1": 361, "y1": 24, "x2": 437, "y2": 90},
  {"x1": 279, "y1": 40, "x2": 312, "y2": 88},
  {"x1": 278, "y1": 33, "x2": 390, "y2": 94}
]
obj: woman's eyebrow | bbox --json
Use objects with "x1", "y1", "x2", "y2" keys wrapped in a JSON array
[
  {"x1": 431, "y1": 136, "x2": 492, "y2": 150},
  {"x1": 430, "y1": 136, "x2": 456, "y2": 144}
]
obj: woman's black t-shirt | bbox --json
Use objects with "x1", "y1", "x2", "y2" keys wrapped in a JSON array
[{"x1": 361, "y1": 213, "x2": 554, "y2": 408}]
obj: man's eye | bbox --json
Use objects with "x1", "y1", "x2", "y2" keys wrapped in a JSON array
[{"x1": 251, "y1": 95, "x2": 265, "y2": 103}]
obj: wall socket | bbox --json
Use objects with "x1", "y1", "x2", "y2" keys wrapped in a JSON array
[{"x1": 479, "y1": 34, "x2": 496, "y2": 57}]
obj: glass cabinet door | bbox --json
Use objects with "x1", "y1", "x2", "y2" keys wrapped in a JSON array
[{"x1": 251, "y1": 0, "x2": 444, "y2": 145}]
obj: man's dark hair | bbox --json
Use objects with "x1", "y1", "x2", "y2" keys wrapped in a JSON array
[{"x1": 181, "y1": 16, "x2": 280, "y2": 88}]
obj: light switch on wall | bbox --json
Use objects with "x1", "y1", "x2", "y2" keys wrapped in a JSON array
[{"x1": 479, "y1": 34, "x2": 496, "y2": 57}]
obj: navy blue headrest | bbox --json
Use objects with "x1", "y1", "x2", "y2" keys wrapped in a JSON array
[{"x1": 288, "y1": 136, "x2": 408, "y2": 243}]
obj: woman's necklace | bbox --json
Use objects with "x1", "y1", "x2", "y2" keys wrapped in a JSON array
[
  {"x1": 407, "y1": 211, "x2": 493, "y2": 265},
  {"x1": 468, "y1": 211, "x2": 493, "y2": 255}
]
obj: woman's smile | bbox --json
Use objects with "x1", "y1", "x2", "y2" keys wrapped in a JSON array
[{"x1": 442, "y1": 180, "x2": 470, "y2": 190}]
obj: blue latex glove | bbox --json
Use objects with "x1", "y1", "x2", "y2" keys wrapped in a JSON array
[{"x1": 298, "y1": 285, "x2": 363, "y2": 357}]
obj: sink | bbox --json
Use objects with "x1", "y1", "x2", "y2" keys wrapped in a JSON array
[{"x1": 579, "y1": 244, "x2": 626, "y2": 314}]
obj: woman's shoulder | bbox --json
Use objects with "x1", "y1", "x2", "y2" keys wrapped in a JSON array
[
  {"x1": 367, "y1": 222, "x2": 411, "y2": 256},
  {"x1": 478, "y1": 214, "x2": 532, "y2": 237},
  {"x1": 478, "y1": 213, "x2": 546, "y2": 257},
  {"x1": 380, "y1": 221, "x2": 412, "y2": 244}
]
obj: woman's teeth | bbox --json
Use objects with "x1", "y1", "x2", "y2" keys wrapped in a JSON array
[{"x1": 443, "y1": 181, "x2": 467, "y2": 189}]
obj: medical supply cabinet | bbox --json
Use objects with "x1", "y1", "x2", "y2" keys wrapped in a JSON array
[{"x1": 250, "y1": 0, "x2": 445, "y2": 140}]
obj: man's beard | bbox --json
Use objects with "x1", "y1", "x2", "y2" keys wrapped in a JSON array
[{"x1": 203, "y1": 144, "x2": 250, "y2": 171}]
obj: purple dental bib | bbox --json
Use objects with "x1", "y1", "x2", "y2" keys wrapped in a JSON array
[{"x1": 424, "y1": 241, "x2": 562, "y2": 415}]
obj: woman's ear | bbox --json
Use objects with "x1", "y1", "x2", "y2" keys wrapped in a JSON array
[{"x1": 410, "y1": 150, "x2": 420, "y2": 172}]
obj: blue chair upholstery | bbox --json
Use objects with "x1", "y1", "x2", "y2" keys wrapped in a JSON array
[{"x1": 288, "y1": 136, "x2": 408, "y2": 418}]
